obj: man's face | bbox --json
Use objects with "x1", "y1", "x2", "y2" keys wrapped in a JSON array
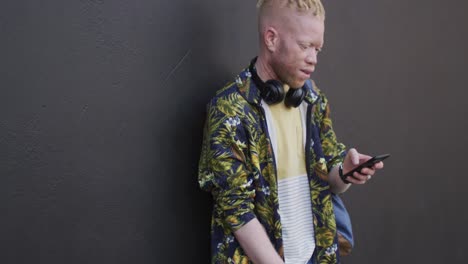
[{"x1": 271, "y1": 13, "x2": 324, "y2": 88}]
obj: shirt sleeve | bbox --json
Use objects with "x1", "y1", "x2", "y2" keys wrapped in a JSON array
[
  {"x1": 198, "y1": 98, "x2": 256, "y2": 232},
  {"x1": 317, "y1": 90, "x2": 348, "y2": 173}
]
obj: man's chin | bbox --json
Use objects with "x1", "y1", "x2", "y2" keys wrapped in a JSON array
[
  {"x1": 281, "y1": 75, "x2": 307, "y2": 88},
  {"x1": 289, "y1": 79, "x2": 307, "y2": 89}
]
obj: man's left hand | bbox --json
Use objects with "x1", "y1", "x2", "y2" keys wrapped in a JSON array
[{"x1": 342, "y1": 148, "x2": 385, "y2": 184}]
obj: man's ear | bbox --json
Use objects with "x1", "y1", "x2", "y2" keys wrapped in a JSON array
[{"x1": 264, "y1": 27, "x2": 279, "y2": 52}]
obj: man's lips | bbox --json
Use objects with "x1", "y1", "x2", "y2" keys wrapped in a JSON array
[{"x1": 300, "y1": 69, "x2": 313, "y2": 76}]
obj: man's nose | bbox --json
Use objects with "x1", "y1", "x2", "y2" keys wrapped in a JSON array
[{"x1": 305, "y1": 51, "x2": 317, "y2": 65}]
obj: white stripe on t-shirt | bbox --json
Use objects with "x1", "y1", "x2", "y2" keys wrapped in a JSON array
[{"x1": 278, "y1": 174, "x2": 315, "y2": 264}]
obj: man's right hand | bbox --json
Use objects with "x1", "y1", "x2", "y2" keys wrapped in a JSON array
[{"x1": 234, "y1": 218, "x2": 285, "y2": 264}]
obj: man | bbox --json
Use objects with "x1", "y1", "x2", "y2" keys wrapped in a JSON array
[{"x1": 198, "y1": 0, "x2": 384, "y2": 263}]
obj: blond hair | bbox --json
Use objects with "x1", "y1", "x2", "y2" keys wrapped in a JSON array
[{"x1": 257, "y1": 0, "x2": 325, "y2": 19}]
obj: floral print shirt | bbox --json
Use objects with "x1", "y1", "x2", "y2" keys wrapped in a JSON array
[{"x1": 198, "y1": 66, "x2": 347, "y2": 264}]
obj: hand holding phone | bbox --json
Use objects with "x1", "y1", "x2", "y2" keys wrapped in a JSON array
[{"x1": 340, "y1": 154, "x2": 390, "y2": 184}]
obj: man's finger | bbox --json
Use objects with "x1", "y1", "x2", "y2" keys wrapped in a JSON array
[
  {"x1": 348, "y1": 148, "x2": 360, "y2": 165},
  {"x1": 374, "y1": 161, "x2": 384, "y2": 169},
  {"x1": 358, "y1": 153, "x2": 372, "y2": 161},
  {"x1": 352, "y1": 172, "x2": 369, "y2": 181},
  {"x1": 360, "y1": 167, "x2": 375, "y2": 175},
  {"x1": 346, "y1": 176, "x2": 366, "y2": 184}
]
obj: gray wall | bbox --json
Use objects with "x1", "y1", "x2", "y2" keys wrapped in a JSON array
[{"x1": 1, "y1": 0, "x2": 467, "y2": 263}]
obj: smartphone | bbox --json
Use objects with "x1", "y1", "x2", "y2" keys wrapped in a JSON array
[{"x1": 341, "y1": 153, "x2": 390, "y2": 183}]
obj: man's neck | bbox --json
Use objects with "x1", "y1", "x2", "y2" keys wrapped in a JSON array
[
  {"x1": 255, "y1": 56, "x2": 278, "y2": 83},
  {"x1": 255, "y1": 55, "x2": 290, "y2": 92}
]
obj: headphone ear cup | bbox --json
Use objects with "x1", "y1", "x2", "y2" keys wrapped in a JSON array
[
  {"x1": 262, "y1": 80, "x2": 285, "y2": 105},
  {"x1": 285, "y1": 87, "x2": 306, "y2": 108}
]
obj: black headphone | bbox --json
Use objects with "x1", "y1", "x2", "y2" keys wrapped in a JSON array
[{"x1": 249, "y1": 57, "x2": 307, "y2": 108}]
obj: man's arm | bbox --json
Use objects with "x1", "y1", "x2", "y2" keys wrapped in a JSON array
[
  {"x1": 328, "y1": 164, "x2": 351, "y2": 194},
  {"x1": 199, "y1": 100, "x2": 284, "y2": 263},
  {"x1": 313, "y1": 85, "x2": 349, "y2": 193},
  {"x1": 234, "y1": 218, "x2": 284, "y2": 264},
  {"x1": 315, "y1": 86, "x2": 383, "y2": 192}
]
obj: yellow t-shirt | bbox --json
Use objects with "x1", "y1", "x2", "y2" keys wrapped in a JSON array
[
  {"x1": 261, "y1": 90, "x2": 316, "y2": 264},
  {"x1": 268, "y1": 102, "x2": 307, "y2": 180}
]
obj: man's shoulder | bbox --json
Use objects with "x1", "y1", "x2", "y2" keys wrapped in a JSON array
[
  {"x1": 212, "y1": 80, "x2": 240, "y2": 100},
  {"x1": 207, "y1": 74, "x2": 252, "y2": 111}
]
